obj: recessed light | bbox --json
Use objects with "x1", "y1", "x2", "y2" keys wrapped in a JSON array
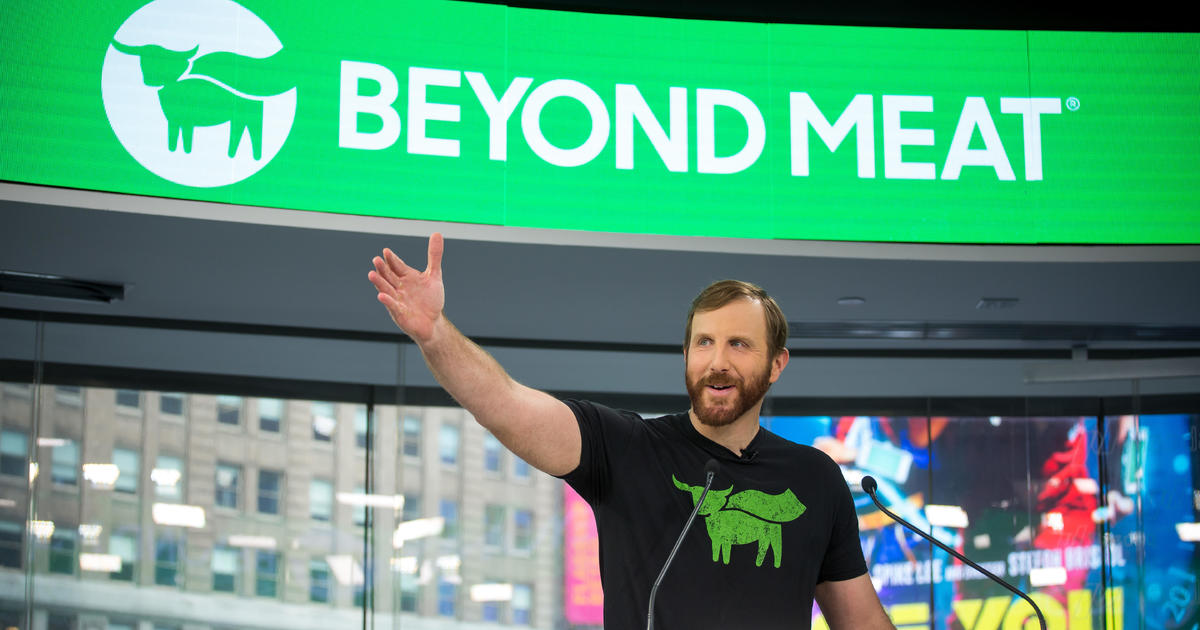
[{"x1": 836, "y1": 297, "x2": 865, "y2": 306}]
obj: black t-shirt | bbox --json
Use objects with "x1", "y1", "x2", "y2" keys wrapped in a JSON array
[{"x1": 561, "y1": 400, "x2": 867, "y2": 630}]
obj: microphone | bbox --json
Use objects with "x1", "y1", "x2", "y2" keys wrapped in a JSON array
[
  {"x1": 647, "y1": 458, "x2": 719, "y2": 630},
  {"x1": 859, "y1": 476, "x2": 1047, "y2": 630}
]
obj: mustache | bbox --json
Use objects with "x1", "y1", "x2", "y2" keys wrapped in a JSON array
[{"x1": 700, "y1": 375, "x2": 741, "y2": 387}]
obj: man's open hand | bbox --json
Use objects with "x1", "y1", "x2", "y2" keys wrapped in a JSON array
[{"x1": 368, "y1": 233, "x2": 445, "y2": 344}]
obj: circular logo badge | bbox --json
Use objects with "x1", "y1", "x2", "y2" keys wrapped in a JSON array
[{"x1": 101, "y1": 0, "x2": 297, "y2": 187}]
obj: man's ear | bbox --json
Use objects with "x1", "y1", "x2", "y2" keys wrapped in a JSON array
[{"x1": 769, "y1": 348, "x2": 790, "y2": 383}]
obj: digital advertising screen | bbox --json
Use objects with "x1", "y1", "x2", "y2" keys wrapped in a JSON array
[{"x1": 3, "y1": 1, "x2": 1200, "y2": 243}]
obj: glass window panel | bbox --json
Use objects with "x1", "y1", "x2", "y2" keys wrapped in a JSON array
[
  {"x1": 402, "y1": 415, "x2": 421, "y2": 458},
  {"x1": 255, "y1": 550, "x2": 279, "y2": 597},
  {"x1": 216, "y1": 395, "x2": 242, "y2": 426},
  {"x1": 354, "y1": 406, "x2": 369, "y2": 449},
  {"x1": 398, "y1": 563, "x2": 420, "y2": 612},
  {"x1": 309, "y1": 559, "x2": 331, "y2": 603},
  {"x1": 212, "y1": 545, "x2": 239, "y2": 592},
  {"x1": 109, "y1": 533, "x2": 136, "y2": 581},
  {"x1": 0, "y1": 429, "x2": 27, "y2": 477},
  {"x1": 153, "y1": 454, "x2": 184, "y2": 500},
  {"x1": 215, "y1": 463, "x2": 240, "y2": 509},
  {"x1": 311, "y1": 402, "x2": 335, "y2": 442},
  {"x1": 513, "y1": 456, "x2": 531, "y2": 480},
  {"x1": 56, "y1": 386, "x2": 82, "y2": 406},
  {"x1": 310, "y1": 479, "x2": 333, "y2": 521},
  {"x1": 0, "y1": 521, "x2": 21, "y2": 568},
  {"x1": 155, "y1": 533, "x2": 181, "y2": 587},
  {"x1": 159, "y1": 392, "x2": 185, "y2": 416},
  {"x1": 439, "y1": 424, "x2": 459, "y2": 466},
  {"x1": 258, "y1": 398, "x2": 283, "y2": 433},
  {"x1": 401, "y1": 494, "x2": 421, "y2": 522},
  {"x1": 437, "y1": 578, "x2": 456, "y2": 617},
  {"x1": 352, "y1": 485, "x2": 367, "y2": 527},
  {"x1": 485, "y1": 504, "x2": 505, "y2": 548},
  {"x1": 49, "y1": 531, "x2": 75, "y2": 575},
  {"x1": 439, "y1": 499, "x2": 459, "y2": 539},
  {"x1": 51, "y1": 440, "x2": 79, "y2": 485},
  {"x1": 514, "y1": 509, "x2": 534, "y2": 552},
  {"x1": 257, "y1": 469, "x2": 282, "y2": 515},
  {"x1": 113, "y1": 447, "x2": 139, "y2": 494},
  {"x1": 484, "y1": 432, "x2": 503, "y2": 473},
  {"x1": 115, "y1": 389, "x2": 140, "y2": 409},
  {"x1": 513, "y1": 584, "x2": 532, "y2": 625}
]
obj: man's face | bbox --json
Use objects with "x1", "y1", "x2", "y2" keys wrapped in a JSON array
[{"x1": 685, "y1": 298, "x2": 787, "y2": 428}]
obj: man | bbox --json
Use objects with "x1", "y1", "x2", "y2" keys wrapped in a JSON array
[{"x1": 369, "y1": 233, "x2": 893, "y2": 629}]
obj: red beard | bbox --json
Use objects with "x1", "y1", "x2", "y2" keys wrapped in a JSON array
[{"x1": 686, "y1": 363, "x2": 772, "y2": 427}]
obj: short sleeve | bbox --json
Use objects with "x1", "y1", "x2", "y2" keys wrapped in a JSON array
[
  {"x1": 817, "y1": 461, "x2": 869, "y2": 582},
  {"x1": 558, "y1": 399, "x2": 640, "y2": 506}
]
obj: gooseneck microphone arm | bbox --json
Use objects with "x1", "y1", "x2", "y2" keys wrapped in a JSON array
[
  {"x1": 859, "y1": 475, "x2": 1047, "y2": 630},
  {"x1": 647, "y1": 459, "x2": 720, "y2": 630}
]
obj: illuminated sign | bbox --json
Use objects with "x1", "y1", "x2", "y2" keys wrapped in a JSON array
[{"x1": 3, "y1": 1, "x2": 1199, "y2": 243}]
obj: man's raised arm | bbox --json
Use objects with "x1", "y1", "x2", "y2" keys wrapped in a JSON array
[{"x1": 368, "y1": 233, "x2": 581, "y2": 477}]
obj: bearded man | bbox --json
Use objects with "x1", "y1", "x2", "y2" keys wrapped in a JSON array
[{"x1": 369, "y1": 233, "x2": 894, "y2": 630}]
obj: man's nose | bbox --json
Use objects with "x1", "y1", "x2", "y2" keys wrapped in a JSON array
[{"x1": 708, "y1": 345, "x2": 731, "y2": 372}]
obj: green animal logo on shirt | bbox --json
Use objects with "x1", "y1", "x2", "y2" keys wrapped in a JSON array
[{"x1": 672, "y1": 475, "x2": 806, "y2": 568}]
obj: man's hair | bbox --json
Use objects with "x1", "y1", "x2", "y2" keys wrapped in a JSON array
[{"x1": 684, "y1": 279, "x2": 789, "y2": 358}]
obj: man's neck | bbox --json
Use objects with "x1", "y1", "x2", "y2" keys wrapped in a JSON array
[{"x1": 688, "y1": 408, "x2": 762, "y2": 456}]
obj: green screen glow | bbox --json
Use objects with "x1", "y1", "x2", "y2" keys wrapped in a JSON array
[{"x1": 2, "y1": 1, "x2": 1198, "y2": 243}]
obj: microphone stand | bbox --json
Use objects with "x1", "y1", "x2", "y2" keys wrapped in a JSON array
[
  {"x1": 647, "y1": 463, "x2": 716, "y2": 630},
  {"x1": 860, "y1": 475, "x2": 1047, "y2": 630}
]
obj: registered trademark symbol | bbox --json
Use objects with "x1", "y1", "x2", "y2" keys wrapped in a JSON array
[{"x1": 1066, "y1": 96, "x2": 1080, "y2": 111}]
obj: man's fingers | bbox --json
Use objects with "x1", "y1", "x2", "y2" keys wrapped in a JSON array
[
  {"x1": 383, "y1": 248, "x2": 415, "y2": 278},
  {"x1": 368, "y1": 269, "x2": 397, "y2": 296},
  {"x1": 427, "y1": 232, "x2": 444, "y2": 277}
]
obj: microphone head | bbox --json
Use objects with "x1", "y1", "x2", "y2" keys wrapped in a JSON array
[
  {"x1": 860, "y1": 475, "x2": 878, "y2": 494},
  {"x1": 703, "y1": 458, "x2": 720, "y2": 479}
]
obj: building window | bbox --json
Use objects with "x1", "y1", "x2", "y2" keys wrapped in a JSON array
[
  {"x1": 438, "y1": 424, "x2": 459, "y2": 466},
  {"x1": 115, "y1": 389, "x2": 141, "y2": 410},
  {"x1": 258, "y1": 398, "x2": 283, "y2": 433},
  {"x1": 352, "y1": 485, "x2": 367, "y2": 527},
  {"x1": 309, "y1": 559, "x2": 331, "y2": 603},
  {"x1": 109, "y1": 533, "x2": 137, "y2": 581},
  {"x1": 153, "y1": 454, "x2": 184, "y2": 500},
  {"x1": 439, "y1": 499, "x2": 459, "y2": 539},
  {"x1": 401, "y1": 415, "x2": 421, "y2": 458},
  {"x1": 311, "y1": 402, "x2": 335, "y2": 442},
  {"x1": 155, "y1": 533, "x2": 182, "y2": 587},
  {"x1": 513, "y1": 456, "x2": 531, "y2": 480},
  {"x1": 215, "y1": 463, "x2": 241, "y2": 509},
  {"x1": 310, "y1": 479, "x2": 333, "y2": 522},
  {"x1": 484, "y1": 505, "x2": 505, "y2": 549},
  {"x1": 0, "y1": 521, "x2": 22, "y2": 568},
  {"x1": 0, "y1": 429, "x2": 26, "y2": 477},
  {"x1": 398, "y1": 565, "x2": 420, "y2": 612},
  {"x1": 354, "y1": 406, "x2": 369, "y2": 449},
  {"x1": 483, "y1": 432, "x2": 503, "y2": 474},
  {"x1": 258, "y1": 469, "x2": 283, "y2": 515},
  {"x1": 216, "y1": 395, "x2": 242, "y2": 426},
  {"x1": 49, "y1": 531, "x2": 76, "y2": 575},
  {"x1": 401, "y1": 494, "x2": 421, "y2": 522},
  {"x1": 513, "y1": 584, "x2": 532, "y2": 625},
  {"x1": 159, "y1": 392, "x2": 185, "y2": 417},
  {"x1": 51, "y1": 440, "x2": 79, "y2": 486},
  {"x1": 55, "y1": 386, "x2": 82, "y2": 406},
  {"x1": 113, "y1": 447, "x2": 139, "y2": 494},
  {"x1": 437, "y1": 577, "x2": 457, "y2": 617},
  {"x1": 514, "y1": 509, "x2": 534, "y2": 553},
  {"x1": 212, "y1": 545, "x2": 239, "y2": 593},
  {"x1": 255, "y1": 550, "x2": 280, "y2": 597}
]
